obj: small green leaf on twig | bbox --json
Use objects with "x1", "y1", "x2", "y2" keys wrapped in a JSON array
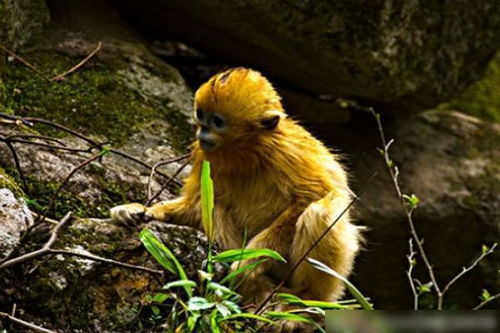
[
  {"x1": 386, "y1": 159, "x2": 394, "y2": 168},
  {"x1": 417, "y1": 282, "x2": 433, "y2": 294},
  {"x1": 481, "y1": 245, "x2": 490, "y2": 255},
  {"x1": 403, "y1": 194, "x2": 420, "y2": 210},
  {"x1": 481, "y1": 289, "x2": 491, "y2": 301}
]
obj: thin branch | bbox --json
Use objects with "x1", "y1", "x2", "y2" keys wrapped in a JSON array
[
  {"x1": 0, "y1": 311, "x2": 57, "y2": 333},
  {"x1": 3, "y1": 139, "x2": 29, "y2": 192},
  {"x1": 439, "y1": 243, "x2": 497, "y2": 309},
  {"x1": 0, "y1": 212, "x2": 72, "y2": 270},
  {"x1": 146, "y1": 156, "x2": 191, "y2": 205},
  {"x1": 369, "y1": 108, "x2": 442, "y2": 304},
  {"x1": 146, "y1": 155, "x2": 190, "y2": 201},
  {"x1": 473, "y1": 292, "x2": 500, "y2": 310},
  {"x1": 0, "y1": 44, "x2": 52, "y2": 82},
  {"x1": 0, "y1": 112, "x2": 185, "y2": 187},
  {"x1": 51, "y1": 41, "x2": 102, "y2": 81},
  {"x1": 48, "y1": 249, "x2": 163, "y2": 275},
  {"x1": 254, "y1": 172, "x2": 377, "y2": 314},
  {"x1": 406, "y1": 239, "x2": 419, "y2": 310}
]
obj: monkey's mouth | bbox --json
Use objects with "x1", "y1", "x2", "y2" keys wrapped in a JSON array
[{"x1": 199, "y1": 139, "x2": 217, "y2": 152}]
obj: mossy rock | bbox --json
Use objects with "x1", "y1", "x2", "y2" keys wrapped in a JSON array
[{"x1": 438, "y1": 52, "x2": 500, "y2": 123}]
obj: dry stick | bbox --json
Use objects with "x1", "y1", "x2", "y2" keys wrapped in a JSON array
[
  {"x1": 7, "y1": 134, "x2": 68, "y2": 147},
  {"x1": 439, "y1": 243, "x2": 497, "y2": 308},
  {"x1": 51, "y1": 41, "x2": 102, "y2": 81},
  {"x1": 146, "y1": 154, "x2": 191, "y2": 201},
  {"x1": 3, "y1": 139, "x2": 29, "y2": 192},
  {"x1": 0, "y1": 44, "x2": 52, "y2": 82},
  {"x1": 0, "y1": 311, "x2": 57, "y2": 333},
  {"x1": 369, "y1": 108, "x2": 442, "y2": 305},
  {"x1": 0, "y1": 212, "x2": 72, "y2": 270},
  {"x1": 473, "y1": 292, "x2": 500, "y2": 310},
  {"x1": 254, "y1": 172, "x2": 377, "y2": 315},
  {"x1": 48, "y1": 250, "x2": 163, "y2": 275},
  {"x1": 146, "y1": 155, "x2": 191, "y2": 205},
  {"x1": 406, "y1": 239, "x2": 419, "y2": 310}
]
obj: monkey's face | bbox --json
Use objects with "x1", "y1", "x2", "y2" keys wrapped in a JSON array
[
  {"x1": 194, "y1": 108, "x2": 227, "y2": 152},
  {"x1": 193, "y1": 67, "x2": 285, "y2": 152}
]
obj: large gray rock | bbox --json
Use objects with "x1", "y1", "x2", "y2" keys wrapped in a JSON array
[
  {"x1": 0, "y1": 188, "x2": 33, "y2": 260},
  {"x1": 111, "y1": 0, "x2": 500, "y2": 115},
  {"x1": 341, "y1": 110, "x2": 500, "y2": 309},
  {"x1": 0, "y1": 218, "x2": 218, "y2": 332}
]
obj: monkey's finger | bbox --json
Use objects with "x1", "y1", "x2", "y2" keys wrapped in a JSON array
[{"x1": 110, "y1": 203, "x2": 146, "y2": 226}]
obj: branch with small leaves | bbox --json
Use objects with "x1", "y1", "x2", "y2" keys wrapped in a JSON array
[{"x1": 369, "y1": 107, "x2": 498, "y2": 310}]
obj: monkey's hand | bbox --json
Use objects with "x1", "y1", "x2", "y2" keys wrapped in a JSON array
[{"x1": 110, "y1": 203, "x2": 153, "y2": 226}]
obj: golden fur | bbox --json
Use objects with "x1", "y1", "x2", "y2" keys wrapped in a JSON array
[{"x1": 111, "y1": 68, "x2": 361, "y2": 304}]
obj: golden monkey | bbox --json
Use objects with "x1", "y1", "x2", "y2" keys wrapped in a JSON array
[{"x1": 111, "y1": 68, "x2": 361, "y2": 305}]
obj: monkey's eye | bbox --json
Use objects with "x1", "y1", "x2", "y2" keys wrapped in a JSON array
[
  {"x1": 196, "y1": 109, "x2": 204, "y2": 121},
  {"x1": 212, "y1": 114, "x2": 225, "y2": 130}
]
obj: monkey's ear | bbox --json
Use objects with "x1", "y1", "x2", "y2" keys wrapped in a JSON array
[{"x1": 260, "y1": 111, "x2": 281, "y2": 130}]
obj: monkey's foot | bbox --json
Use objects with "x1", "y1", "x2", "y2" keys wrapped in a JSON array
[{"x1": 109, "y1": 203, "x2": 152, "y2": 226}]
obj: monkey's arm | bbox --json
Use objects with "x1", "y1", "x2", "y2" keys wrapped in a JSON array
[
  {"x1": 109, "y1": 197, "x2": 201, "y2": 228},
  {"x1": 231, "y1": 205, "x2": 304, "y2": 275}
]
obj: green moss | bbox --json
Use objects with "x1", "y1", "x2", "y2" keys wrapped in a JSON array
[
  {"x1": 0, "y1": 166, "x2": 24, "y2": 197},
  {"x1": 1, "y1": 51, "x2": 192, "y2": 148},
  {"x1": 438, "y1": 52, "x2": 500, "y2": 122}
]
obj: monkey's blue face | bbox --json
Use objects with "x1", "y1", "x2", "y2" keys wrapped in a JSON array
[{"x1": 194, "y1": 108, "x2": 227, "y2": 152}]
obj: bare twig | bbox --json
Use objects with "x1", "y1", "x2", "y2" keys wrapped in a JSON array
[
  {"x1": 146, "y1": 156, "x2": 191, "y2": 205},
  {"x1": 51, "y1": 41, "x2": 102, "y2": 81},
  {"x1": 3, "y1": 139, "x2": 29, "y2": 192},
  {"x1": 0, "y1": 112, "x2": 185, "y2": 187},
  {"x1": 406, "y1": 239, "x2": 419, "y2": 310},
  {"x1": 48, "y1": 249, "x2": 163, "y2": 275},
  {"x1": 146, "y1": 154, "x2": 190, "y2": 201},
  {"x1": 369, "y1": 108, "x2": 442, "y2": 305},
  {"x1": 473, "y1": 292, "x2": 500, "y2": 310},
  {"x1": 439, "y1": 243, "x2": 497, "y2": 309},
  {"x1": 0, "y1": 44, "x2": 52, "y2": 82},
  {"x1": 254, "y1": 172, "x2": 377, "y2": 314},
  {"x1": 0, "y1": 212, "x2": 72, "y2": 270},
  {"x1": 0, "y1": 311, "x2": 57, "y2": 333}
]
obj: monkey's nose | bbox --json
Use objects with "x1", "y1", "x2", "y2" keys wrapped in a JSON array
[{"x1": 197, "y1": 131, "x2": 217, "y2": 151}]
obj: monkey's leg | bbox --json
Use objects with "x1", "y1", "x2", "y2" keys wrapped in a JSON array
[
  {"x1": 288, "y1": 193, "x2": 361, "y2": 301},
  {"x1": 232, "y1": 206, "x2": 304, "y2": 304},
  {"x1": 110, "y1": 197, "x2": 200, "y2": 228}
]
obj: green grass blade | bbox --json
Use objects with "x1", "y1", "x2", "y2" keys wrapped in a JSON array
[
  {"x1": 139, "y1": 228, "x2": 191, "y2": 296},
  {"x1": 220, "y1": 259, "x2": 268, "y2": 284},
  {"x1": 307, "y1": 258, "x2": 373, "y2": 310},
  {"x1": 219, "y1": 313, "x2": 277, "y2": 326},
  {"x1": 163, "y1": 280, "x2": 197, "y2": 290},
  {"x1": 212, "y1": 248, "x2": 286, "y2": 263},
  {"x1": 201, "y1": 160, "x2": 215, "y2": 243}
]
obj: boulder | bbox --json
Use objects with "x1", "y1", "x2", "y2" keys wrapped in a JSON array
[
  {"x1": 111, "y1": 0, "x2": 500, "y2": 115},
  {"x1": 0, "y1": 217, "x2": 217, "y2": 332},
  {"x1": 0, "y1": 188, "x2": 33, "y2": 260}
]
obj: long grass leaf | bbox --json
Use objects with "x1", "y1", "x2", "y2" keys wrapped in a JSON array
[
  {"x1": 212, "y1": 248, "x2": 286, "y2": 263},
  {"x1": 201, "y1": 160, "x2": 215, "y2": 243},
  {"x1": 307, "y1": 258, "x2": 373, "y2": 310},
  {"x1": 139, "y1": 228, "x2": 192, "y2": 296}
]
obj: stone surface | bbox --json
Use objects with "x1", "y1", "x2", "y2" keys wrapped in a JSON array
[
  {"x1": 0, "y1": 218, "x2": 219, "y2": 332},
  {"x1": 0, "y1": 0, "x2": 50, "y2": 50},
  {"x1": 112, "y1": 0, "x2": 500, "y2": 115},
  {"x1": 0, "y1": 188, "x2": 33, "y2": 259}
]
